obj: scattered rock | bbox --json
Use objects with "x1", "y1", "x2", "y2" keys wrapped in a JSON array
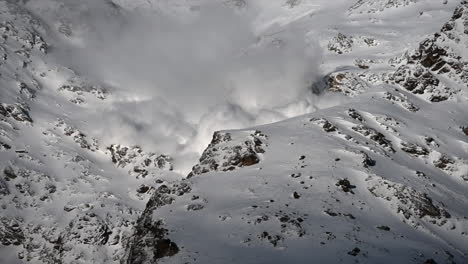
[
  {"x1": 347, "y1": 247, "x2": 361, "y2": 256},
  {"x1": 187, "y1": 203, "x2": 205, "y2": 211},
  {"x1": 292, "y1": 192, "x2": 301, "y2": 199},
  {"x1": 336, "y1": 178, "x2": 356, "y2": 193},
  {"x1": 377, "y1": 225, "x2": 391, "y2": 231}
]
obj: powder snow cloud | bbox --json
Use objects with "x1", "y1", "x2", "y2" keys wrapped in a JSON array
[{"x1": 26, "y1": 0, "x2": 333, "y2": 173}]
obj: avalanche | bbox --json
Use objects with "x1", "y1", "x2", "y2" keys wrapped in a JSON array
[{"x1": 0, "y1": 0, "x2": 467, "y2": 264}]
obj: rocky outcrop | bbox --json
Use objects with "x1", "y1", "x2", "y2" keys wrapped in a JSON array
[
  {"x1": 349, "y1": 0, "x2": 419, "y2": 14},
  {"x1": 0, "y1": 217, "x2": 25, "y2": 246},
  {"x1": 368, "y1": 177, "x2": 451, "y2": 226},
  {"x1": 0, "y1": 1, "x2": 48, "y2": 53},
  {"x1": 315, "y1": 72, "x2": 370, "y2": 97},
  {"x1": 351, "y1": 125, "x2": 395, "y2": 153},
  {"x1": 58, "y1": 76, "x2": 108, "y2": 103},
  {"x1": 108, "y1": 144, "x2": 173, "y2": 178},
  {"x1": 188, "y1": 130, "x2": 267, "y2": 177},
  {"x1": 0, "y1": 103, "x2": 32, "y2": 123},
  {"x1": 123, "y1": 183, "x2": 189, "y2": 264},
  {"x1": 390, "y1": 1, "x2": 468, "y2": 102},
  {"x1": 55, "y1": 119, "x2": 98, "y2": 151},
  {"x1": 328, "y1": 33, "x2": 353, "y2": 54}
]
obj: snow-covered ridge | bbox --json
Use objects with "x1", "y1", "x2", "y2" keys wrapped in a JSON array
[
  {"x1": 0, "y1": 0, "x2": 467, "y2": 263},
  {"x1": 124, "y1": 2, "x2": 468, "y2": 263}
]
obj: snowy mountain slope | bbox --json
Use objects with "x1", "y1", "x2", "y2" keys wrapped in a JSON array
[
  {"x1": 123, "y1": 2, "x2": 468, "y2": 264},
  {"x1": 0, "y1": 1, "x2": 181, "y2": 263},
  {"x1": 0, "y1": 0, "x2": 466, "y2": 264}
]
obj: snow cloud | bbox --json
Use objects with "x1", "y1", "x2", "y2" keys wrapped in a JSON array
[{"x1": 28, "y1": 0, "x2": 331, "y2": 173}]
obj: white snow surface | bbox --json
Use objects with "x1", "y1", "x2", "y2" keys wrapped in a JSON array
[{"x1": 0, "y1": 0, "x2": 467, "y2": 263}]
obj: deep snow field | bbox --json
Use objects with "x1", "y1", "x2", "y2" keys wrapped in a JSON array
[{"x1": 0, "y1": 0, "x2": 467, "y2": 263}]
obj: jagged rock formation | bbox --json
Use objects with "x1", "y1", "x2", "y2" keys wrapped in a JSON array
[
  {"x1": 390, "y1": 2, "x2": 468, "y2": 102},
  {"x1": 108, "y1": 144, "x2": 174, "y2": 178},
  {"x1": 188, "y1": 130, "x2": 267, "y2": 177}
]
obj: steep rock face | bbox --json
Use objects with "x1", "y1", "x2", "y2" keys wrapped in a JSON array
[
  {"x1": 391, "y1": 1, "x2": 468, "y2": 102},
  {"x1": 122, "y1": 183, "x2": 188, "y2": 264}
]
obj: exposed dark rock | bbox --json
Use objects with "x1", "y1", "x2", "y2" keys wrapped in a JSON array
[
  {"x1": 433, "y1": 155, "x2": 455, "y2": 169},
  {"x1": 154, "y1": 239, "x2": 179, "y2": 260},
  {"x1": 108, "y1": 144, "x2": 173, "y2": 178},
  {"x1": 383, "y1": 92, "x2": 419, "y2": 112},
  {"x1": 137, "y1": 185, "x2": 152, "y2": 194},
  {"x1": 187, "y1": 203, "x2": 204, "y2": 211},
  {"x1": 0, "y1": 178, "x2": 9, "y2": 195},
  {"x1": 0, "y1": 103, "x2": 33, "y2": 123},
  {"x1": 390, "y1": 2, "x2": 468, "y2": 102},
  {"x1": 328, "y1": 33, "x2": 353, "y2": 54},
  {"x1": 393, "y1": 65, "x2": 440, "y2": 95},
  {"x1": 125, "y1": 218, "x2": 179, "y2": 264},
  {"x1": 317, "y1": 72, "x2": 369, "y2": 97},
  {"x1": 292, "y1": 192, "x2": 301, "y2": 199},
  {"x1": 324, "y1": 209, "x2": 338, "y2": 217},
  {"x1": 3, "y1": 165, "x2": 17, "y2": 179},
  {"x1": 361, "y1": 151, "x2": 376, "y2": 168},
  {"x1": 56, "y1": 120, "x2": 98, "y2": 151},
  {"x1": 124, "y1": 184, "x2": 182, "y2": 263},
  {"x1": 172, "y1": 181, "x2": 191, "y2": 196},
  {"x1": 188, "y1": 130, "x2": 267, "y2": 177},
  {"x1": 155, "y1": 155, "x2": 173, "y2": 171},
  {"x1": 352, "y1": 125, "x2": 395, "y2": 152},
  {"x1": 64, "y1": 212, "x2": 111, "y2": 245},
  {"x1": 290, "y1": 173, "x2": 302, "y2": 178},
  {"x1": 368, "y1": 179, "x2": 450, "y2": 225},
  {"x1": 58, "y1": 77, "x2": 107, "y2": 100},
  {"x1": 0, "y1": 141, "x2": 11, "y2": 150},
  {"x1": 0, "y1": 217, "x2": 25, "y2": 246},
  {"x1": 347, "y1": 108, "x2": 364, "y2": 122},
  {"x1": 347, "y1": 247, "x2": 361, "y2": 256},
  {"x1": 259, "y1": 231, "x2": 283, "y2": 247},
  {"x1": 401, "y1": 142, "x2": 430, "y2": 157},
  {"x1": 310, "y1": 118, "x2": 338, "y2": 133},
  {"x1": 377, "y1": 225, "x2": 391, "y2": 231},
  {"x1": 336, "y1": 178, "x2": 356, "y2": 193},
  {"x1": 462, "y1": 127, "x2": 468, "y2": 136}
]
